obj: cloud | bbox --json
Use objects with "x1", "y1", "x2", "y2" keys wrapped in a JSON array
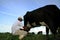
[
  {"x1": 0, "y1": 11, "x2": 17, "y2": 17},
  {"x1": 34, "y1": 0, "x2": 60, "y2": 8}
]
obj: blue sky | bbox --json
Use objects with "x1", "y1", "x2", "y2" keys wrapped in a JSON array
[{"x1": 0, "y1": 0, "x2": 60, "y2": 34}]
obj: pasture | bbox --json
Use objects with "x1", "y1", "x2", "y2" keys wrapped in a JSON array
[{"x1": 0, "y1": 32, "x2": 60, "y2": 40}]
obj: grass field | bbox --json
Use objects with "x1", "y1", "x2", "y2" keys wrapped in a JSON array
[{"x1": 0, "y1": 32, "x2": 60, "y2": 40}]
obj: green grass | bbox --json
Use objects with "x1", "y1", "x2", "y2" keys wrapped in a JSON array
[
  {"x1": 23, "y1": 33, "x2": 55, "y2": 40},
  {"x1": 23, "y1": 33, "x2": 46, "y2": 40},
  {"x1": 0, "y1": 32, "x2": 60, "y2": 40},
  {"x1": 0, "y1": 32, "x2": 19, "y2": 40}
]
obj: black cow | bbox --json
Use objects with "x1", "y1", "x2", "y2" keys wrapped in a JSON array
[{"x1": 24, "y1": 5, "x2": 60, "y2": 39}]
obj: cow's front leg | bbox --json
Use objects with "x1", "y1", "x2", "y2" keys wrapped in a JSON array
[
  {"x1": 40, "y1": 22, "x2": 49, "y2": 40},
  {"x1": 46, "y1": 27, "x2": 49, "y2": 40}
]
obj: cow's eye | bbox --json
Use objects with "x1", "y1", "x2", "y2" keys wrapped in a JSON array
[
  {"x1": 32, "y1": 22, "x2": 36, "y2": 26},
  {"x1": 27, "y1": 21, "x2": 31, "y2": 27}
]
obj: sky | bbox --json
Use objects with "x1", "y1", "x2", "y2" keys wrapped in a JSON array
[{"x1": 0, "y1": 0, "x2": 60, "y2": 34}]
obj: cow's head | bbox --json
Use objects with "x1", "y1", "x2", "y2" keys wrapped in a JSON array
[{"x1": 23, "y1": 11, "x2": 44, "y2": 31}]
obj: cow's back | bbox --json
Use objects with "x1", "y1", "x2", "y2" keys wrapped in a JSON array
[{"x1": 24, "y1": 5, "x2": 60, "y2": 27}]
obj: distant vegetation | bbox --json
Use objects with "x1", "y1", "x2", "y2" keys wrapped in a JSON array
[{"x1": 0, "y1": 32, "x2": 60, "y2": 40}]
